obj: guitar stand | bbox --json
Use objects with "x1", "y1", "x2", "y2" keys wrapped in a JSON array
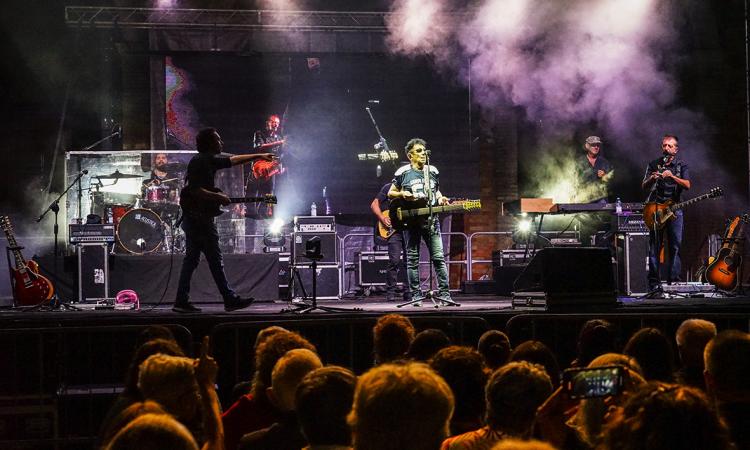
[
  {"x1": 6, "y1": 246, "x2": 80, "y2": 311},
  {"x1": 283, "y1": 258, "x2": 356, "y2": 314}
]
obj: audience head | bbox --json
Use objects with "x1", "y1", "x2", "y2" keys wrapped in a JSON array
[
  {"x1": 704, "y1": 329, "x2": 750, "y2": 401},
  {"x1": 491, "y1": 439, "x2": 558, "y2": 450},
  {"x1": 407, "y1": 328, "x2": 451, "y2": 361},
  {"x1": 252, "y1": 330, "x2": 316, "y2": 397},
  {"x1": 296, "y1": 366, "x2": 357, "y2": 447},
  {"x1": 575, "y1": 319, "x2": 616, "y2": 367},
  {"x1": 430, "y1": 345, "x2": 488, "y2": 434},
  {"x1": 254, "y1": 325, "x2": 289, "y2": 351},
  {"x1": 623, "y1": 327, "x2": 675, "y2": 382},
  {"x1": 137, "y1": 354, "x2": 200, "y2": 424},
  {"x1": 477, "y1": 329, "x2": 511, "y2": 370},
  {"x1": 100, "y1": 401, "x2": 167, "y2": 446},
  {"x1": 509, "y1": 340, "x2": 561, "y2": 387},
  {"x1": 269, "y1": 348, "x2": 322, "y2": 411},
  {"x1": 348, "y1": 362, "x2": 454, "y2": 450},
  {"x1": 372, "y1": 314, "x2": 416, "y2": 364},
  {"x1": 485, "y1": 361, "x2": 553, "y2": 438},
  {"x1": 572, "y1": 353, "x2": 646, "y2": 447},
  {"x1": 600, "y1": 383, "x2": 732, "y2": 450},
  {"x1": 104, "y1": 413, "x2": 199, "y2": 450},
  {"x1": 124, "y1": 338, "x2": 185, "y2": 397},
  {"x1": 676, "y1": 319, "x2": 716, "y2": 368}
]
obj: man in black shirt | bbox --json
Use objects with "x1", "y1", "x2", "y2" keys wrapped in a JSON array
[
  {"x1": 642, "y1": 134, "x2": 691, "y2": 292},
  {"x1": 388, "y1": 138, "x2": 453, "y2": 306},
  {"x1": 370, "y1": 183, "x2": 408, "y2": 302},
  {"x1": 174, "y1": 128, "x2": 274, "y2": 313}
]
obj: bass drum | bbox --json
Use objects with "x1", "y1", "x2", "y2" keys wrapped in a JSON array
[{"x1": 117, "y1": 208, "x2": 164, "y2": 254}]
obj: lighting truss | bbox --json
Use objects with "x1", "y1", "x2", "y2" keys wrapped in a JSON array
[{"x1": 65, "y1": 6, "x2": 391, "y2": 32}]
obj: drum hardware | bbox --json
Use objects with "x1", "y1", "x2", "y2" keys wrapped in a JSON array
[{"x1": 94, "y1": 170, "x2": 144, "y2": 180}]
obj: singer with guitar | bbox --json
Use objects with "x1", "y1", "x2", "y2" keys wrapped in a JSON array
[
  {"x1": 174, "y1": 128, "x2": 275, "y2": 313},
  {"x1": 247, "y1": 114, "x2": 286, "y2": 218},
  {"x1": 642, "y1": 134, "x2": 691, "y2": 293},
  {"x1": 388, "y1": 138, "x2": 454, "y2": 306}
]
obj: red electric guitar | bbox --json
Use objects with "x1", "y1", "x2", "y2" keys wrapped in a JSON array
[{"x1": 0, "y1": 216, "x2": 55, "y2": 306}]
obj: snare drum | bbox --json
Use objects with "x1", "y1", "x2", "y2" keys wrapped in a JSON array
[
  {"x1": 145, "y1": 185, "x2": 170, "y2": 203},
  {"x1": 117, "y1": 208, "x2": 164, "y2": 254}
]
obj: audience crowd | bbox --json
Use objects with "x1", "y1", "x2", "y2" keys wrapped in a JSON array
[{"x1": 97, "y1": 316, "x2": 749, "y2": 450}]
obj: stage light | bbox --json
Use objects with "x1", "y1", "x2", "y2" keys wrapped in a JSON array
[
  {"x1": 263, "y1": 219, "x2": 286, "y2": 252},
  {"x1": 517, "y1": 218, "x2": 532, "y2": 233}
]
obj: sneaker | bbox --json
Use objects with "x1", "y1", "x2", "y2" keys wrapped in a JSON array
[
  {"x1": 224, "y1": 296, "x2": 254, "y2": 312},
  {"x1": 437, "y1": 293, "x2": 455, "y2": 304},
  {"x1": 172, "y1": 303, "x2": 202, "y2": 313}
]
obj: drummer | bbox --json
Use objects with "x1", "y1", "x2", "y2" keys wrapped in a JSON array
[{"x1": 142, "y1": 152, "x2": 180, "y2": 203}]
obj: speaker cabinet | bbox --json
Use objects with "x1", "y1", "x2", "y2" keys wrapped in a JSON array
[
  {"x1": 512, "y1": 247, "x2": 617, "y2": 308},
  {"x1": 77, "y1": 243, "x2": 109, "y2": 302},
  {"x1": 615, "y1": 233, "x2": 649, "y2": 295},
  {"x1": 291, "y1": 264, "x2": 341, "y2": 300}
]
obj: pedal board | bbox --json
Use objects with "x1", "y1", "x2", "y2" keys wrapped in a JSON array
[{"x1": 661, "y1": 282, "x2": 716, "y2": 295}]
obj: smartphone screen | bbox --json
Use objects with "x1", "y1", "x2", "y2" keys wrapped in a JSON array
[{"x1": 562, "y1": 365, "x2": 623, "y2": 399}]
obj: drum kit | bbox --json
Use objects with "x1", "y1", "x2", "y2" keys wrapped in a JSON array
[{"x1": 89, "y1": 167, "x2": 185, "y2": 255}]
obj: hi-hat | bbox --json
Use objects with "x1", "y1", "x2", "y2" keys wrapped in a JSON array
[{"x1": 95, "y1": 170, "x2": 143, "y2": 179}]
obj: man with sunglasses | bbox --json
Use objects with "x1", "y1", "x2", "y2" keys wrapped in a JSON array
[
  {"x1": 388, "y1": 138, "x2": 452, "y2": 306},
  {"x1": 642, "y1": 134, "x2": 691, "y2": 293}
]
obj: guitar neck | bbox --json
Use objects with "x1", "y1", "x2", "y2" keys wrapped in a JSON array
[
  {"x1": 670, "y1": 193, "x2": 712, "y2": 212},
  {"x1": 228, "y1": 197, "x2": 269, "y2": 203},
  {"x1": 1, "y1": 227, "x2": 25, "y2": 269},
  {"x1": 401, "y1": 204, "x2": 468, "y2": 218}
]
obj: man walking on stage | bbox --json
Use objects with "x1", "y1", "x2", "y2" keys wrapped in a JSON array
[
  {"x1": 388, "y1": 138, "x2": 454, "y2": 306},
  {"x1": 174, "y1": 127, "x2": 274, "y2": 313}
]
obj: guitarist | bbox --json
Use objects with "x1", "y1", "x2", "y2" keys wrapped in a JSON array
[
  {"x1": 174, "y1": 127, "x2": 274, "y2": 313},
  {"x1": 370, "y1": 183, "x2": 409, "y2": 302},
  {"x1": 247, "y1": 114, "x2": 285, "y2": 218},
  {"x1": 641, "y1": 134, "x2": 691, "y2": 292},
  {"x1": 388, "y1": 138, "x2": 453, "y2": 306}
]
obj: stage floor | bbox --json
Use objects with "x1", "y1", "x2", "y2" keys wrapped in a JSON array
[{"x1": 3, "y1": 292, "x2": 750, "y2": 330}]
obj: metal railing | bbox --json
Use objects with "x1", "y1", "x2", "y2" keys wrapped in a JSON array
[{"x1": 467, "y1": 231, "x2": 513, "y2": 280}]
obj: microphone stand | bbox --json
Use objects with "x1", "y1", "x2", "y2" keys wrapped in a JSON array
[{"x1": 365, "y1": 107, "x2": 398, "y2": 170}]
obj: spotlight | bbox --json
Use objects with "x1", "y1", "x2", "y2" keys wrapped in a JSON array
[
  {"x1": 517, "y1": 219, "x2": 532, "y2": 233},
  {"x1": 263, "y1": 219, "x2": 286, "y2": 253}
]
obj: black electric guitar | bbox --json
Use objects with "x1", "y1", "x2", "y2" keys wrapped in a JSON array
[
  {"x1": 180, "y1": 187, "x2": 277, "y2": 219},
  {"x1": 704, "y1": 214, "x2": 748, "y2": 291},
  {"x1": 643, "y1": 187, "x2": 723, "y2": 230},
  {"x1": 380, "y1": 199, "x2": 482, "y2": 237}
]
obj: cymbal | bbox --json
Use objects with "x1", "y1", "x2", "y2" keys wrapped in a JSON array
[{"x1": 95, "y1": 170, "x2": 143, "y2": 179}]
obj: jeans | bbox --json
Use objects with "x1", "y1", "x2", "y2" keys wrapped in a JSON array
[
  {"x1": 386, "y1": 231, "x2": 407, "y2": 296},
  {"x1": 175, "y1": 215, "x2": 235, "y2": 304},
  {"x1": 648, "y1": 209, "x2": 683, "y2": 288},
  {"x1": 405, "y1": 221, "x2": 450, "y2": 299}
]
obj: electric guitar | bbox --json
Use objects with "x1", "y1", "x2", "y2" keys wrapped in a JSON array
[
  {"x1": 0, "y1": 216, "x2": 55, "y2": 306},
  {"x1": 705, "y1": 214, "x2": 748, "y2": 291},
  {"x1": 180, "y1": 187, "x2": 277, "y2": 219},
  {"x1": 379, "y1": 199, "x2": 482, "y2": 238},
  {"x1": 643, "y1": 187, "x2": 723, "y2": 230}
]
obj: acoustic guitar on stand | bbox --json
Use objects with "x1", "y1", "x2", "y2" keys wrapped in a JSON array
[
  {"x1": 704, "y1": 214, "x2": 748, "y2": 291},
  {"x1": 643, "y1": 187, "x2": 723, "y2": 230},
  {"x1": 0, "y1": 216, "x2": 55, "y2": 306}
]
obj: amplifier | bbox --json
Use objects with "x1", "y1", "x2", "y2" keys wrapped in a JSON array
[
  {"x1": 291, "y1": 263, "x2": 340, "y2": 299},
  {"x1": 358, "y1": 251, "x2": 407, "y2": 286},
  {"x1": 492, "y1": 249, "x2": 532, "y2": 266},
  {"x1": 613, "y1": 214, "x2": 647, "y2": 233},
  {"x1": 278, "y1": 253, "x2": 291, "y2": 288},
  {"x1": 615, "y1": 233, "x2": 649, "y2": 295},
  {"x1": 69, "y1": 224, "x2": 115, "y2": 244},
  {"x1": 294, "y1": 216, "x2": 335, "y2": 233},
  {"x1": 292, "y1": 232, "x2": 337, "y2": 264}
]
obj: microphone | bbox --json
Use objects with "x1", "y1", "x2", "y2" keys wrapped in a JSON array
[
  {"x1": 80, "y1": 169, "x2": 89, "y2": 176},
  {"x1": 376, "y1": 164, "x2": 382, "y2": 177},
  {"x1": 112, "y1": 124, "x2": 122, "y2": 137},
  {"x1": 368, "y1": 99, "x2": 380, "y2": 104}
]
